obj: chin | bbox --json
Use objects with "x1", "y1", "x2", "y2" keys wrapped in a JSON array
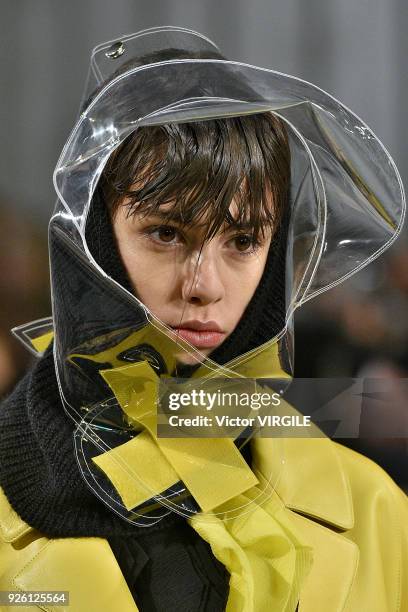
[
  {"x1": 175, "y1": 353, "x2": 206, "y2": 366},
  {"x1": 174, "y1": 348, "x2": 214, "y2": 367}
]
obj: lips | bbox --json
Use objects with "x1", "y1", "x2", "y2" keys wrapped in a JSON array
[{"x1": 170, "y1": 320, "x2": 226, "y2": 349}]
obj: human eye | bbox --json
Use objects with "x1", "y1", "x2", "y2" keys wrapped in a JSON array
[
  {"x1": 145, "y1": 224, "x2": 185, "y2": 246},
  {"x1": 227, "y1": 233, "x2": 262, "y2": 257}
]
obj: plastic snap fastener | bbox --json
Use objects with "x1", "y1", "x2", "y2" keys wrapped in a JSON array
[{"x1": 105, "y1": 41, "x2": 125, "y2": 59}]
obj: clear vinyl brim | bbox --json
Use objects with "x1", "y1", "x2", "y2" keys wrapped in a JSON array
[{"x1": 55, "y1": 59, "x2": 404, "y2": 307}]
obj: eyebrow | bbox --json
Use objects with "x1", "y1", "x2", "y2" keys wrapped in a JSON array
[{"x1": 138, "y1": 209, "x2": 259, "y2": 232}]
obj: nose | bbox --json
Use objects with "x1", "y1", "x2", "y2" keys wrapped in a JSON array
[{"x1": 181, "y1": 245, "x2": 225, "y2": 306}]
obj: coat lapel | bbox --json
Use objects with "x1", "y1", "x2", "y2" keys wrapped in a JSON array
[
  {"x1": 288, "y1": 511, "x2": 359, "y2": 612},
  {"x1": 253, "y1": 437, "x2": 354, "y2": 529},
  {"x1": 252, "y1": 437, "x2": 358, "y2": 611}
]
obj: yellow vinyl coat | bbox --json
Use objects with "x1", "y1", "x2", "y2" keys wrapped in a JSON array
[{"x1": 1, "y1": 436, "x2": 407, "y2": 612}]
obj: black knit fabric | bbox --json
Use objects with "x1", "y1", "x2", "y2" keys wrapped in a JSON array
[
  {"x1": 86, "y1": 188, "x2": 134, "y2": 294},
  {"x1": 0, "y1": 187, "x2": 287, "y2": 611},
  {"x1": 109, "y1": 523, "x2": 230, "y2": 612},
  {"x1": 0, "y1": 347, "x2": 184, "y2": 537}
]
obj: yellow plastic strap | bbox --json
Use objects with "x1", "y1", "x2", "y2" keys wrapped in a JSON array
[
  {"x1": 92, "y1": 361, "x2": 258, "y2": 512},
  {"x1": 92, "y1": 430, "x2": 179, "y2": 511},
  {"x1": 157, "y1": 437, "x2": 259, "y2": 513}
]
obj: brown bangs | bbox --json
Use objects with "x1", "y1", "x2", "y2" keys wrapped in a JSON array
[{"x1": 99, "y1": 112, "x2": 291, "y2": 241}]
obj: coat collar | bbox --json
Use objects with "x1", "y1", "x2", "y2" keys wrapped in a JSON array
[
  {"x1": 252, "y1": 436, "x2": 354, "y2": 531},
  {"x1": 250, "y1": 437, "x2": 358, "y2": 612}
]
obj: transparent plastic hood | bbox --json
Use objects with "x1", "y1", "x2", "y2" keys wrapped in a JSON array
[
  {"x1": 44, "y1": 26, "x2": 405, "y2": 525},
  {"x1": 55, "y1": 28, "x2": 404, "y2": 308}
]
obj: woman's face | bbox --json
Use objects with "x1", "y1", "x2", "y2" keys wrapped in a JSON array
[{"x1": 113, "y1": 200, "x2": 273, "y2": 363}]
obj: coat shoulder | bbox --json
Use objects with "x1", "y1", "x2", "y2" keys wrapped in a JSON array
[
  {"x1": 333, "y1": 442, "x2": 408, "y2": 612},
  {"x1": 333, "y1": 441, "x2": 408, "y2": 508}
]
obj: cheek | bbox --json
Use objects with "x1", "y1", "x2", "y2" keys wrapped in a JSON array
[
  {"x1": 233, "y1": 253, "x2": 269, "y2": 292},
  {"x1": 115, "y1": 230, "x2": 180, "y2": 315},
  {"x1": 120, "y1": 244, "x2": 172, "y2": 305},
  {"x1": 223, "y1": 252, "x2": 269, "y2": 320}
]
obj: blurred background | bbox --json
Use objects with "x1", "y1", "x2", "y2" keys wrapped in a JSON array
[{"x1": 0, "y1": 0, "x2": 407, "y2": 486}]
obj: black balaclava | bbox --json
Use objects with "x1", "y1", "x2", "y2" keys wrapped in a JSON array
[
  {"x1": 0, "y1": 181, "x2": 288, "y2": 612},
  {"x1": 0, "y1": 119, "x2": 289, "y2": 539},
  {"x1": 85, "y1": 185, "x2": 289, "y2": 372},
  {"x1": 84, "y1": 44, "x2": 290, "y2": 369},
  {"x1": 0, "y1": 48, "x2": 289, "y2": 612},
  {"x1": 0, "y1": 146, "x2": 289, "y2": 541}
]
